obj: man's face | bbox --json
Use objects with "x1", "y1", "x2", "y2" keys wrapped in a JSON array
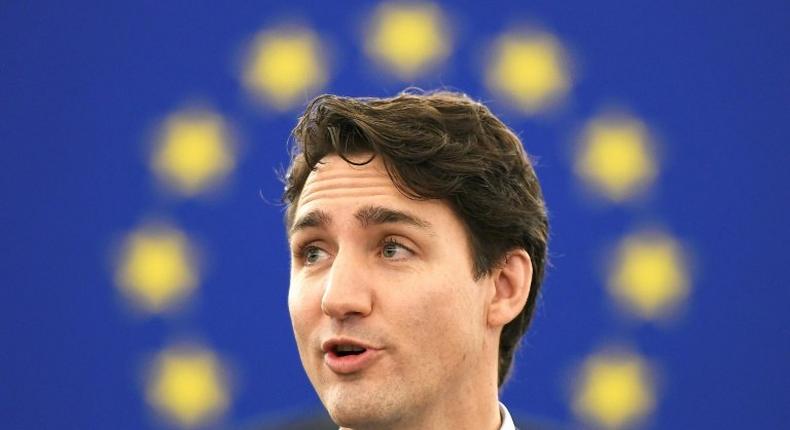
[{"x1": 287, "y1": 154, "x2": 494, "y2": 428}]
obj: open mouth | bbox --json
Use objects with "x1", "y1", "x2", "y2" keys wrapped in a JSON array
[
  {"x1": 333, "y1": 345, "x2": 367, "y2": 357},
  {"x1": 323, "y1": 341, "x2": 380, "y2": 373}
]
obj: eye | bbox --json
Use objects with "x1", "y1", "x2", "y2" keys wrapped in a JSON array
[
  {"x1": 300, "y1": 245, "x2": 329, "y2": 266},
  {"x1": 381, "y1": 238, "x2": 413, "y2": 260}
]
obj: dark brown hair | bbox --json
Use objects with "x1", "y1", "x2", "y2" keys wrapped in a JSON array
[{"x1": 283, "y1": 90, "x2": 548, "y2": 387}]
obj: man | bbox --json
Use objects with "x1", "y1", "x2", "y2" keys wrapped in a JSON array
[{"x1": 282, "y1": 90, "x2": 548, "y2": 430}]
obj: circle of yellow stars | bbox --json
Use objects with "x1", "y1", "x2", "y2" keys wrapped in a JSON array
[{"x1": 108, "y1": 4, "x2": 695, "y2": 428}]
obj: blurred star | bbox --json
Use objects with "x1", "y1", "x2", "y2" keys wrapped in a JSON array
[
  {"x1": 115, "y1": 224, "x2": 198, "y2": 313},
  {"x1": 243, "y1": 27, "x2": 327, "y2": 110},
  {"x1": 146, "y1": 345, "x2": 230, "y2": 428},
  {"x1": 575, "y1": 114, "x2": 657, "y2": 202},
  {"x1": 365, "y1": 2, "x2": 451, "y2": 79},
  {"x1": 152, "y1": 109, "x2": 235, "y2": 196},
  {"x1": 609, "y1": 231, "x2": 690, "y2": 319},
  {"x1": 573, "y1": 350, "x2": 656, "y2": 429},
  {"x1": 486, "y1": 31, "x2": 570, "y2": 114}
]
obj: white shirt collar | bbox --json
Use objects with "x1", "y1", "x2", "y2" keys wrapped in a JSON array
[{"x1": 499, "y1": 402, "x2": 516, "y2": 430}]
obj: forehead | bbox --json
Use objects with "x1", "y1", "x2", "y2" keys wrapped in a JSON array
[
  {"x1": 292, "y1": 153, "x2": 454, "y2": 231},
  {"x1": 297, "y1": 154, "x2": 398, "y2": 209}
]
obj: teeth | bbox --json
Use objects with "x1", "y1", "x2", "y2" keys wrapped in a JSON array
[{"x1": 336, "y1": 345, "x2": 365, "y2": 352}]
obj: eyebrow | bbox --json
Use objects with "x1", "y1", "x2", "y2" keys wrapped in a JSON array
[
  {"x1": 289, "y1": 205, "x2": 434, "y2": 236},
  {"x1": 355, "y1": 205, "x2": 433, "y2": 231},
  {"x1": 290, "y1": 209, "x2": 333, "y2": 236}
]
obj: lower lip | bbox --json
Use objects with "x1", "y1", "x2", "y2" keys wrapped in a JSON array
[{"x1": 324, "y1": 349, "x2": 381, "y2": 374}]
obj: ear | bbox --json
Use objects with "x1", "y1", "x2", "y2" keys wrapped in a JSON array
[{"x1": 487, "y1": 249, "x2": 533, "y2": 328}]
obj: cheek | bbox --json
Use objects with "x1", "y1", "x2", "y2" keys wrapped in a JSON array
[
  {"x1": 288, "y1": 277, "x2": 318, "y2": 339},
  {"x1": 399, "y1": 273, "x2": 482, "y2": 358},
  {"x1": 287, "y1": 282, "x2": 301, "y2": 323}
]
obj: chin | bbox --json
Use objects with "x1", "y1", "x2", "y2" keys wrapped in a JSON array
[
  {"x1": 327, "y1": 402, "x2": 383, "y2": 429},
  {"x1": 322, "y1": 386, "x2": 400, "y2": 429}
]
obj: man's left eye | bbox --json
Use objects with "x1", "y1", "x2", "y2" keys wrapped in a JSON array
[{"x1": 381, "y1": 239, "x2": 412, "y2": 259}]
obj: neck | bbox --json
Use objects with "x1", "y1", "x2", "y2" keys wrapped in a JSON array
[{"x1": 341, "y1": 375, "x2": 501, "y2": 430}]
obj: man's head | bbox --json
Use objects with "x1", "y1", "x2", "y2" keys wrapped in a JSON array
[{"x1": 283, "y1": 91, "x2": 548, "y2": 427}]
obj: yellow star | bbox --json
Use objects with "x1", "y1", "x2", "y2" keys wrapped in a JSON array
[
  {"x1": 573, "y1": 350, "x2": 656, "y2": 429},
  {"x1": 485, "y1": 31, "x2": 570, "y2": 114},
  {"x1": 152, "y1": 109, "x2": 235, "y2": 196},
  {"x1": 243, "y1": 27, "x2": 327, "y2": 110},
  {"x1": 609, "y1": 231, "x2": 690, "y2": 319},
  {"x1": 115, "y1": 224, "x2": 198, "y2": 313},
  {"x1": 365, "y1": 2, "x2": 450, "y2": 79},
  {"x1": 575, "y1": 114, "x2": 657, "y2": 202},
  {"x1": 146, "y1": 345, "x2": 230, "y2": 428}
]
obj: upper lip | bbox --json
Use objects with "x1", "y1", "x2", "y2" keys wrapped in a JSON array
[{"x1": 321, "y1": 337, "x2": 378, "y2": 353}]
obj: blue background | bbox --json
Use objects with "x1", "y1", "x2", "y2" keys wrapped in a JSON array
[{"x1": 2, "y1": 1, "x2": 789, "y2": 428}]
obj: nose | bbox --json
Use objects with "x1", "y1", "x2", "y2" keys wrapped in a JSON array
[{"x1": 321, "y1": 249, "x2": 373, "y2": 321}]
